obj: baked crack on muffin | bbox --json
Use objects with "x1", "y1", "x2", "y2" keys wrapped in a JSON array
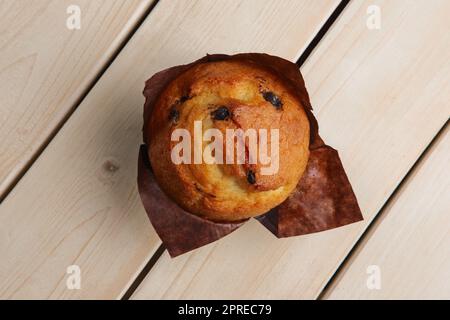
[{"x1": 146, "y1": 59, "x2": 310, "y2": 221}]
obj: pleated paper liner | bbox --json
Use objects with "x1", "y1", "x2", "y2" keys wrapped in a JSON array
[{"x1": 138, "y1": 53, "x2": 363, "y2": 257}]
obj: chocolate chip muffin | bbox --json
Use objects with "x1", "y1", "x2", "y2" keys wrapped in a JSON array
[{"x1": 145, "y1": 56, "x2": 310, "y2": 221}]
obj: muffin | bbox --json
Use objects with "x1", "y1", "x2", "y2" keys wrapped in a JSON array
[{"x1": 145, "y1": 57, "x2": 310, "y2": 221}]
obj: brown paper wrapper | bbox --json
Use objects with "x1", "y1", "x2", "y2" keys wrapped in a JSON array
[{"x1": 138, "y1": 53, "x2": 363, "y2": 257}]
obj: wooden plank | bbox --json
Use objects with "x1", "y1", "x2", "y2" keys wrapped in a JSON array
[
  {"x1": 0, "y1": 0, "x2": 342, "y2": 299},
  {"x1": 131, "y1": 0, "x2": 450, "y2": 299},
  {"x1": 324, "y1": 124, "x2": 449, "y2": 299},
  {"x1": 0, "y1": 0, "x2": 154, "y2": 199}
]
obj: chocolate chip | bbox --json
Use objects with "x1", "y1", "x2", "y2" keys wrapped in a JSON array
[
  {"x1": 179, "y1": 95, "x2": 190, "y2": 103},
  {"x1": 263, "y1": 91, "x2": 283, "y2": 109},
  {"x1": 168, "y1": 107, "x2": 179, "y2": 123},
  {"x1": 211, "y1": 106, "x2": 230, "y2": 120},
  {"x1": 246, "y1": 170, "x2": 256, "y2": 184}
]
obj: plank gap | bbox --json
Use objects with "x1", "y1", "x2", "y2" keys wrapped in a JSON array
[
  {"x1": 121, "y1": 244, "x2": 166, "y2": 300},
  {"x1": 296, "y1": 0, "x2": 350, "y2": 67}
]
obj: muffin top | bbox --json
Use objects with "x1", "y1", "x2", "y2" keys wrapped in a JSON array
[{"x1": 146, "y1": 58, "x2": 310, "y2": 221}]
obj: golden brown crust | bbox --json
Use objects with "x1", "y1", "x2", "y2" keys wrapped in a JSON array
[{"x1": 147, "y1": 59, "x2": 310, "y2": 221}]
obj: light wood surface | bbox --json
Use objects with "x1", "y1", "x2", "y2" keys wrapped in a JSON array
[
  {"x1": 0, "y1": 0, "x2": 153, "y2": 199},
  {"x1": 0, "y1": 0, "x2": 341, "y2": 299},
  {"x1": 131, "y1": 0, "x2": 450, "y2": 299},
  {"x1": 324, "y1": 124, "x2": 449, "y2": 299}
]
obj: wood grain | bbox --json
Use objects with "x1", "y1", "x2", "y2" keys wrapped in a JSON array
[
  {"x1": 0, "y1": 0, "x2": 154, "y2": 199},
  {"x1": 132, "y1": 0, "x2": 450, "y2": 299},
  {"x1": 0, "y1": 0, "x2": 341, "y2": 299},
  {"x1": 324, "y1": 124, "x2": 449, "y2": 299}
]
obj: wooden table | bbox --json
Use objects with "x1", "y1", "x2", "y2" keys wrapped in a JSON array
[{"x1": 0, "y1": 0, "x2": 449, "y2": 299}]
